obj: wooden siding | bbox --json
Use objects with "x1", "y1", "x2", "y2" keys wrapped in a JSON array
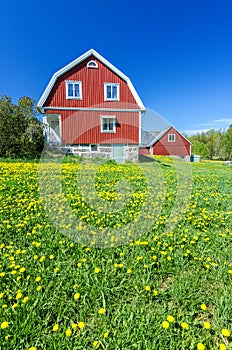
[
  {"x1": 44, "y1": 55, "x2": 139, "y2": 110},
  {"x1": 139, "y1": 147, "x2": 149, "y2": 155},
  {"x1": 45, "y1": 109, "x2": 139, "y2": 144},
  {"x1": 152, "y1": 127, "x2": 191, "y2": 156}
]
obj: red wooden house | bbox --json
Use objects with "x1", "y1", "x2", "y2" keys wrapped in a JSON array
[
  {"x1": 37, "y1": 49, "x2": 146, "y2": 162},
  {"x1": 140, "y1": 126, "x2": 192, "y2": 157}
]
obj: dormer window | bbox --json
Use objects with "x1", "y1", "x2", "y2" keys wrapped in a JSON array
[
  {"x1": 87, "y1": 60, "x2": 98, "y2": 68},
  {"x1": 104, "y1": 83, "x2": 120, "y2": 101},
  {"x1": 66, "y1": 81, "x2": 82, "y2": 100}
]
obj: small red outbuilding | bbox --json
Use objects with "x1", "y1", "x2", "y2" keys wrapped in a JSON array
[{"x1": 140, "y1": 126, "x2": 192, "y2": 157}]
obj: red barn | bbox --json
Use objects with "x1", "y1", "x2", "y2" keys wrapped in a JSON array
[
  {"x1": 37, "y1": 49, "x2": 145, "y2": 162},
  {"x1": 140, "y1": 126, "x2": 192, "y2": 157}
]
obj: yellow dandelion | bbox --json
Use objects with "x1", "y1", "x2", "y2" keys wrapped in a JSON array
[
  {"x1": 65, "y1": 328, "x2": 72, "y2": 337},
  {"x1": 16, "y1": 292, "x2": 22, "y2": 299},
  {"x1": 1, "y1": 321, "x2": 9, "y2": 329},
  {"x1": 98, "y1": 308, "x2": 105, "y2": 314},
  {"x1": 22, "y1": 296, "x2": 29, "y2": 303},
  {"x1": 104, "y1": 331, "x2": 109, "y2": 338},
  {"x1": 127, "y1": 269, "x2": 132, "y2": 273},
  {"x1": 78, "y1": 321, "x2": 85, "y2": 329},
  {"x1": 162, "y1": 321, "x2": 169, "y2": 329},
  {"x1": 153, "y1": 290, "x2": 158, "y2": 296},
  {"x1": 74, "y1": 293, "x2": 80, "y2": 300},
  {"x1": 28, "y1": 347, "x2": 37, "y2": 350},
  {"x1": 167, "y1": 315, "x2": 175, "y2": 323},
  {"x1": 197, "y1": 343, "x2": 205, "y2": 350},
  {"x1": 181, "y1": 322, "x2": 189, "y2": 330},
  {"x1": 219, "y1": 344, "x2": 227, "y2": 350},
  {"x1": 203, "y1": 321, "x2": 210, "y2": 329},
  {"x1": 94, "y1": 267, "x2": 100, "y2": 273},
  {"x1": 35, "y1": 276, "x2": 41, "y2": 282},
  {"x1": 201, "y1": 304, "x2": 207, "y2": 311},
  {"x1": 53, "y1": 324, "x2": 59, "y2": 331},
  {"x1": 145, "y1": 285, "x2": 151, "y2": 291},
  {"x1": 93, "y1": 340, "x2": 100, "y2": 348},
  {"x1": 221, "y1": 329, "x2": 230, "y2": 337}
]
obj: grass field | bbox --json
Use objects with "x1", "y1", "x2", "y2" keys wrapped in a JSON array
[{"x1": 0, "y1": 158, "x2": 231, "y2": 350}]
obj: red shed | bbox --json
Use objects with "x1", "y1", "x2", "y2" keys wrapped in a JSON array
[
  {"x1": 140, "y1": 126, "x2": 192, "y2": 157},
  {"x1": 37, "y1": 49, "x2": 146, "y2": 162}
]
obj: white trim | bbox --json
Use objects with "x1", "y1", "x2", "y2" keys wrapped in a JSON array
[
  {"x1": 37, "y1": 48, "x2": 146, "y2": 111},
  {"x1": 100, "y1": 115, "x2": 116, "y2": 133},
  {"x1": 168, "y1": 133, "x2": 175, "y2": 142},
  {"x1": 87, "y1": 60, "x2": 98, "y2": 68},
  {"x1": 43, "y1": 106, "x2": 142, "y2": 112},
  {"x1": 139, "y1": 111, "x2": 142, "y2": 144},
  {"x1": 65, "y1": 80, "x2": 82, "y2": 100},
  {"x1": 104, "y1": 83, "x2": 120, "y2": 101}
]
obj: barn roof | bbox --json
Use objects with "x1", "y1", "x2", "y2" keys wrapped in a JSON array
[
  {"x1": 141, "y1": 127, "x2": 171, "y2": 147},
  {"x1": 37, "y1": 48, "x2": 146, "y2": 111},
  {"x1": 141, "y1": 126, "x2": 192, "y2": 147}
]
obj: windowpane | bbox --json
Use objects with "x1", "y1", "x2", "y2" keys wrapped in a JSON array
[
  {"x1": 107, "y1": 86, "x2": 111, "y2": 99},
  {"x1": 112, "y1": 86, "x2": 117, "y2": 99},
  {"x1": 74, "y1": 84, "x2": 80, "y2": 97},
  {"x1": 101, "y1": 117, "x2": 115, "y2": 132},
  {"x1": 68, "y1": 83, "x2": 73, "y2": 97}
]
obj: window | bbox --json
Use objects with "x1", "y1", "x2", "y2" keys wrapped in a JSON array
[
  {"x1": 91, "y1": 144, "x2": 98, "y2": 151},
  {"x1": 168, "y1": 134, "x2": 175, "y2": 142},
  {"x1": 101, "y1": 116, "x2": 116, "y2": 133},
  {"x1": 87, "y1": 60, "x2": 98, "y2": 68},
  {"x1": 104, "y1": 83, "x2": 119, "y2": 101},
  {"x1": 66, "y1": 81, "x2": 82, "y2": 99}
]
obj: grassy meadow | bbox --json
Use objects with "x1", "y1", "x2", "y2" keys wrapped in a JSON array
[{"x1": 0, "y1": 157, "x2": 231, "y2": 350}]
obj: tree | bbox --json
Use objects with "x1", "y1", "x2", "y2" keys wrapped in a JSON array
[
  {"x1": 192, "y1": 140, "x2": 209, "y2": 158},
  {"x1": 0, "y1": 95, "x2": 44, "y2": 159}
]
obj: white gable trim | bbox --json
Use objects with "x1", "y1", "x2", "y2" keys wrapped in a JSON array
[{"x1": 37, "y1": 49, "x2": 146, "y2": 111}]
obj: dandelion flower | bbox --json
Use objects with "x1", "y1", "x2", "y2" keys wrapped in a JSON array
[
  {"x1": 74, "y1": 293, "x2": 80, "y2": 300},
  {"x1": 201, "y1": 304, "x2": 207, "y2": 311},
  {"x1": 78, "y1": 321, "x2": 85, "y2": 329},
  {"x1": 162, "y1": 321, "x2": 169, "y2": 329},
  {"x1": 104, "y1": 331, "x2": 109, "y2": 338},
  {"x1": 35, "y1": 276, "x2": 41, "y2": 282},
  {"x1": 36, "y1": 286, "x2": 42, "y2": 291},
  {"x1": 98, "y1": 308, "x2": 105, "y2": 314},
  {"x1": 65, "y1": 328, "x2": 72, "y2": 337},
  {"x1": 197, "y1": 343, "x2": 205, "y2": 350},
  {"x1": 53, "y1": 324, "x2": 59, "y2": 331},
  {"x1": 167, "y1": 315, "x2": 175, "y2": 323},
  {"x1": 93, "y1": 340, "x2": 100, "y2": 348},
  {"x1": 94, "y1": 267, "x2": 100, "y2": 273},
  {"x1": 203, "y1": 321, "x2": 210, "y2": 329},
  {"x1": 181, "y1": 322, "x2": 189, "y2": 330},
  {"x1": 1, "y1": 321, "x2": 9, "y2": 329},
  {"x1": 221, "y1": 329, "x2": 230, "y2": 337},
  {"x1": 219, "y1": 344, "x2": 227, "y2": 350},
  {"x1": 145, "y1": 285, "x2": 151, "y2": 291},
  {"x1": 28, "y1": 347, "x2": 37, "y2": 350},
  {"x1": 153, "y1": 290, "x2": 158, "y2": 296}
]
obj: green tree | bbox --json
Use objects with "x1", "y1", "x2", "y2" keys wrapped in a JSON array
[
  {"x1": 0, "y1": 95, "x2": 44, "y2": 159},
  {"x1": 192, "y1": 140, "x2": 209, "y2": 159}
]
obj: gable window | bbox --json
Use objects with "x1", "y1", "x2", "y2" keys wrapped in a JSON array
[
  {"x1": 87, "y1": 60, "x2": 98, "y2": 68},
  {"x1": 104, "y1": 83, "x2": 120, "y2": 101},
  {"x1": 66, "y1": 81, "x2": 82, "y2": 99},
  {"x1": 168, "y1": 134, "x2": 175, "y2": 142},
  {"x1": 101, "y1": 116, "x2": 116, "y2": 133}
]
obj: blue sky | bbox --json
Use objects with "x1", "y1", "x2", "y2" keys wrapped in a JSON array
[{"x1": 1, "y1": 0, "x2": 232, "y2": 135}]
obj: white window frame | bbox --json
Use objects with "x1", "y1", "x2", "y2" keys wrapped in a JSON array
[
  {"x1": 66, "y1": 80, "x2": 82, "y2": 100},
  {"x1": 87, "y1": 60, "x2": 98, "y2": 69},
  {"x1": 104, "y1": 83, "x2": 120, "y2": 101},
  {"x1": 100, "y1": 116, "x2": 116, "y2": 133},
  {"x1": 168, "y1": 134, "x2": 176, "y2": 142}
]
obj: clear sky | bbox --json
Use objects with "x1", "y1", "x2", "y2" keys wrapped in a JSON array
[{"x1": 1, "y1": 0, "x2": 232, "y2": 135}]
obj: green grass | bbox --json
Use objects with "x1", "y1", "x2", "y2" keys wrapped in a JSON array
[{"x1": 0, "y1": 158, "x2": 231, "y2": 349}]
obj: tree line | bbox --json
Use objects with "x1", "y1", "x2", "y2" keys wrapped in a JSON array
[
  {"x1": 0, "y1": 95, "x2": 44, "y2": 159},
  {"x1": 187, "y1": 127, "x2": 232, "y2": 160}
]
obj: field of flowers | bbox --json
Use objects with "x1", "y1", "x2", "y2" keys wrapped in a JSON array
[{"x1": 0, "y1": 158, "x2": 231, "y2": 350}]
